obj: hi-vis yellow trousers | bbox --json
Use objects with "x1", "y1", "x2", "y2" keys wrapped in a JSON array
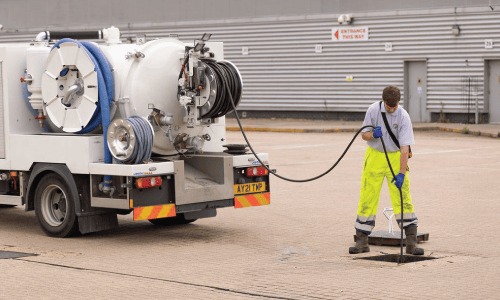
[{"x1": 355, "y1": 146, "x2": 418, "y2": 234}]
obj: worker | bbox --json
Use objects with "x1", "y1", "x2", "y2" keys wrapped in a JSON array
[{"x1": 349, "y1": 85, "x2": 424, "y2": 256}]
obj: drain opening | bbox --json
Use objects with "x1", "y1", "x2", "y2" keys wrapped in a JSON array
[
  {"x1": 0, "y1": 251, "x2": 38, "y2": 259},
  {"x1": 357, "y1": 254, "x2": 437, "y2": 264}
]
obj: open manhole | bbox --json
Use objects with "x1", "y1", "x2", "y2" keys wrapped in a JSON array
[
  {"x1": 0, "y1": 251, "x2": 38, "y2": 259},
  {"x1": 357, "y1": 254, "x2": 437, "y2": 264}
]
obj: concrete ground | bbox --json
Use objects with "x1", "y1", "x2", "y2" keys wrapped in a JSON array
[{"x1": 1, "y1": 128, "x2": 499, "y2": 299}]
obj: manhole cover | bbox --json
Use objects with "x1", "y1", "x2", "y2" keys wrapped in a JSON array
[
  {"x1": 223, "y1": 144, "x2": 248, "y2": 155},
  {"x1": 0, "y1": 251, "x2": 38, "y2": 259},
  {"x1": 357, "y1": 254, "x2": 437, "y2": 264},
  {"x1": 354, "y1": 230, "x2": 429, "y2": 246}
]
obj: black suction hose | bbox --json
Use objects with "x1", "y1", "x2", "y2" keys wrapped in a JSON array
[
  {"x1": 380, "y1": 133, "x2": 405, "y2": 263},
  {"x1": 220, "y1": 71, "x2": 405, "y2": 263}
]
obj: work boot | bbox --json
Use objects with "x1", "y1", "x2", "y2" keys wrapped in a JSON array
[
  {"x1": 349, "y1": 230, "x2": 370, "y2": 254},
  {"x1": 405, "y1": 225, "x2": 424, "y2": 255}
]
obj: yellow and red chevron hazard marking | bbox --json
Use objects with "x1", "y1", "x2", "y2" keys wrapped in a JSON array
[
  {"x1": 133, "y1": 204, "x2": 176, "y2": 221},
  {"x1": 235, "y1": 192, "x2": 270, "y2": 208}
]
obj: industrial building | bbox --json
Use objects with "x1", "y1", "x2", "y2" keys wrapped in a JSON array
[{"x1": 1, "y1": 0, "x2": 499, "y2": 123}]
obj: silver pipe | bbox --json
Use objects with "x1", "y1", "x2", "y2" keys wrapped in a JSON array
[
  {"x1": 35, "y1": 31, "x2": 49, "y2": 42},
  {"x1": 159, "y1": 114, "x2": 174, "y2": 126},
  {"x1": 62, "y1": 82, "x2": 83, "y2": 106}
]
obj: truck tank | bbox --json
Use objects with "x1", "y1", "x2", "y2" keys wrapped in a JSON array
[{"x1": 36, "y1": 28, "x2": 242, "y2": 158}]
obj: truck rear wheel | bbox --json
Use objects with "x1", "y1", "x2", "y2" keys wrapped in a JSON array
[
  {"x1": 34, "y1": 174, "x2": 79, "y2": 237},
  {"x1": 148, "y1": 214, "x2": 196, "y2": 226}
]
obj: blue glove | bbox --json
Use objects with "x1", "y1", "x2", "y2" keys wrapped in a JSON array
[
  {"x1": 373, "y1": 126, "x2": 383, "y2": 138},
  {"x1": 392, "y1": 173, "x2": 405, "y2": 189}
]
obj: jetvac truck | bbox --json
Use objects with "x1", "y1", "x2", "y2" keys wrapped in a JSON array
[{"x1": 0, "y1": 27, "x2": 270, "y2": 237}]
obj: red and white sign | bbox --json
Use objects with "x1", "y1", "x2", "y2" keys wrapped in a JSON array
[{"x1": 332, "y1": 27, "x2": 369, "y2": 41}]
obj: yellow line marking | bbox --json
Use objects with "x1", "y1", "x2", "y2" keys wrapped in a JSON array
[
  {"x1": 227, "y1": 127, "x2": 359, "y2": 133},
  {"x1": 228, "y1": 126, "x2": 500, "y2": 139}
]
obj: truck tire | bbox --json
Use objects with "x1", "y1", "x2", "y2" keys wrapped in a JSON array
[
  {"x1": 34, "y1": 174, "x2": 79, "y2": 237},
  {"x1": 148, "y1": 214, "x2": 196, "y2": 226}
]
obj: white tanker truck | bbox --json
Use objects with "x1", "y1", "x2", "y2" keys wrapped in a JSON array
[{"x1": 0, "y1": 27, "x2": 270, "y2": 237}]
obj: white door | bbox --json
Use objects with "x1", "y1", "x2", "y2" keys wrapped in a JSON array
[{"x1": 406, "y1": 61, "x2": 427, "y2": 122}]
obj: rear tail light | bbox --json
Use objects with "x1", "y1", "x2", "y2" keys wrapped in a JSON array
[
  {"x1": 135, "y1": 176, "x2": 162, "y2": 189},
  {"x1": 245, "y1": 166, "x2": 268, "y2": 177}
]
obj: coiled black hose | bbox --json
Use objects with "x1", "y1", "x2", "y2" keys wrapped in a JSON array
[{"x1": 200, "y1": 59, "x2": 242, "y2": 119}]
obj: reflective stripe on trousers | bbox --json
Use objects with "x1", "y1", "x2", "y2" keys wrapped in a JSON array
[
  {"x1": 355, "y1": 146, "x2": 418, "y2": 234},
  {"x1": 395, "y1": 212, "x2": 418, "y2": 228}
]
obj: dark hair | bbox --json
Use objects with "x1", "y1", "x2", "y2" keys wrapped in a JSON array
[{"x1": 382, "y1": 85, "x2": 400, "y2": 107}]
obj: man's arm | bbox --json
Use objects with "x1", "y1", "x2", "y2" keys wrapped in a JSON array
[
  {"x1": 392, "y1": 145, "x2": 410, "y2": 189},
  {"x1": 362, "y1": 132, "x2": 374, "y2": 141},
  {"x1": 400, "y1": 145, "x2": 409, "y2": 174},
  {"x1": 363, "y1": 126, "x2": 382, "y2": 141}
]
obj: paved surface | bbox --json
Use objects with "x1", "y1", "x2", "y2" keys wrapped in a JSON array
[
  {"x1": 226, "y1": 118, "x2": 500, "y2": 138},
  {"x1": 1, "y1": 129, "x2": 499, "y2": 299}
]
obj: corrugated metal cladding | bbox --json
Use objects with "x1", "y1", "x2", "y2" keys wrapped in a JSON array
[
  {"x1": 126, "y1": 8, "x2": 500, "y2": 115},
  {"x1": 1, "y1": 6, "x2": 500, "y2": 118}
]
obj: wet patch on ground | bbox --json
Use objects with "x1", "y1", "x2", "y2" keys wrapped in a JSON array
[{"x1": 0, "y1": 250, "x2": 38, "y2": 259}]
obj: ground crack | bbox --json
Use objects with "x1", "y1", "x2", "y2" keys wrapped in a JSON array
[{"x1": 18, "y1": 259, "x2": 315, "y2": 300}]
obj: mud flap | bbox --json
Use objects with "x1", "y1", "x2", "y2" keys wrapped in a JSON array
[
  {"x1": 183, "y1": 208, "x2": 217, "y2": 220},
  {"x1": 78, "y1": 213, "x2": 118, "y2": 234}
]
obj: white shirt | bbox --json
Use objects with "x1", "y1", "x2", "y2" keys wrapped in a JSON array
[{"x1": 361, "y1": 101, "x2": 415, "y2": 152}]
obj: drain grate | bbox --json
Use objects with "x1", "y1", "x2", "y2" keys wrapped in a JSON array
[
  {"x1": 0, "y1": 251, "x2": 38, "y2": 259},
  {"x1": 357, "y1": 254, "x2": 437, "y2": 264}
]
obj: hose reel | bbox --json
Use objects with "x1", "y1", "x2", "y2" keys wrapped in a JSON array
[
  {"x1": 198, "y1": 60, "x2": 243, "y2": 120},
  {"x1": 177, "y1": 36, "x2": 243, "y2": 126},
  {"x1": 107, "y1": 117, "x2": 154, "y2": 164},
  {"x1": 41, "y1": 42, "x2": 99, "y2": 132}
]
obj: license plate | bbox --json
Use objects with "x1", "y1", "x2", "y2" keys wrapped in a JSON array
[{"x1": 234, "y1": 182, "x2": 266, "y2": 195}]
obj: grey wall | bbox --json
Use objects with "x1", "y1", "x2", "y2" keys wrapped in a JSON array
[{"x1": 1, "y1": 0, "x2": 500, "y2": 31}]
